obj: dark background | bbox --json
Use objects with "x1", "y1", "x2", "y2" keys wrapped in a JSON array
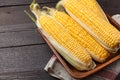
[{"x1": 0, "y1": 0, "x2": 119, "y2": 80}]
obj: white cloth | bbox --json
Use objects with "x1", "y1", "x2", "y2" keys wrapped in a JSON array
[
  {"x1": 112, "y1": 14, "x2": 120, "y2": 25},
  {"x1": 44, "y1": 55, "x2": 78, "y2": 80}
]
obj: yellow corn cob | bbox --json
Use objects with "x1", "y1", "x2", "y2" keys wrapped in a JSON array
[
  {"x1": 58, "y1": 0, "x2": 120, "y2": 53},
  {"x1": 52, "y1": 10, "x2": 110, "y2": 62},
  {"x1": 56, "y1": 0, "x2": 109, "y2": 22},
  {"x1": 77, "y1": 0, "x2": 109, "y2": 22},
  {"x1": 30, "y1": 2, "x2": 96, "y2": 71}
]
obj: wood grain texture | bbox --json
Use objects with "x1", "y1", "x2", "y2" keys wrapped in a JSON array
[
  {"x1": 0, "y1": 44, "x2": 57, "y2": 80},
  {"x1": 0, "y1": 3, "x2": 55, "y2": 27},
  {"x1": 0, "y1": 0, "x2": 58, "y2": 7},
  {"x1": 0, "y1": 1, "x2": 58, "y2": 80},
  {"x1": 97, "y1": 0, "x2": 120, "y2": 15},
  {"x1": 0, "y1": 30, "x2": 45, "y2": 48},
  {"x1": 0, "y1": 71, "x2": 58, "y2": 80},
  {"x1": 0, "y1": 44, "x2": 51, "y2": 73},
  {"x1": 0, "y1": 23, "x2": 36, "y2": 33}
]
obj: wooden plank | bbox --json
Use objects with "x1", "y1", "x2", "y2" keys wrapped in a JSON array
[
  {"x1": 0, "y1": 3, "x2": 56, "y2": 26},
  {"x1": 0, "y1": 30, "x2": 45, "y2": 48},
  {"x1": 0, "y1": 44, "x2": 51, "y2": 72},
  {"x1": 0, "y1": 0, "x2": 58, "y2": 7},
  {"x1": 0, "y1": 6, "x2": 33, "y2": 26},
  {"x1": 97, "y1": 0, "x2": 120, "y2": 15},
  {"x1": 0, "y1": 23, "x2": 36, "y2": 33},
  {"x1": 0, "y1": 71, "x2": 57, "y2": 80},
  {"x1": 0, "y1": 44, "x2": 57, "y2": 80},
  {"x1": 0, "y1": 3, "x2": 55, "y2": 32}
]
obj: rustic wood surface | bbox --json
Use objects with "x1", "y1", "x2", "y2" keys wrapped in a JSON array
[
  {"x1": 97, "y1": 0, "x2": 120, "y2": 15},
  {"x1": 0, "y1": 0, "x2": 119, "y2": 80},
  {"x1": 0, "y1": 0, "x2": 58, "y2": 6}
]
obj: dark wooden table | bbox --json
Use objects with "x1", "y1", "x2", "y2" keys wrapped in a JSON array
[{"x1": 0, "y1": 0, "x2": 120, "y2": 80}]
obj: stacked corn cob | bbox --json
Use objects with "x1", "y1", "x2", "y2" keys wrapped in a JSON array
[
  {"x1": 57, "y1": 0, "x2": 120, "y2": 53},
  {"x1": 28, "y1": 0, "x2": 120, "y2": 71},
  {"x1": 30, "y1": 2, "x2": 96, "y2": 71},
  {"x1": 46, "y1": 9, "x2": 109, "y2": 63},
  {"x1": 56, "y1": 0, "x2": 109, "y2": 22}
]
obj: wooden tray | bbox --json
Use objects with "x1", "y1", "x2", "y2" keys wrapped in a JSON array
[{"x1": 37, "y1": 14, "x2": 120, "y2": 79}]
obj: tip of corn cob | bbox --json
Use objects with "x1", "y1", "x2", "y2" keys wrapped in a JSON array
[
  {"x1": 42, "y1": 7, "x2": 56, "y2": 16},
  {"x1": 56, "y1": 0, "x2": 66, "y2": 11},
  {"x1": 30, "y1": 0, "x2": 37, "y2": 11},
  {"x1": 30, "y1": 1, "x2": 49, "y2": 19},
  {"x1": 30, "y1": 0, "x2": 55, "y2": 16}
]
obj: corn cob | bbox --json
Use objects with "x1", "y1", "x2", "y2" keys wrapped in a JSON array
[
  {"x1": 57, "y1": 0, "x2": 120, "y2": 53},
  {"x1": 56, "y1": 0, "x2": 109, "y2": 22},
  {"x1": 45, "y1": 9, "x2": 109, "y2": 63},
  {"x1": 77, "y1": 0, "x2": 109, "y2": 22},
  {"x1": 30, "y1": 2, "x2": 96, "y2": 71}
]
